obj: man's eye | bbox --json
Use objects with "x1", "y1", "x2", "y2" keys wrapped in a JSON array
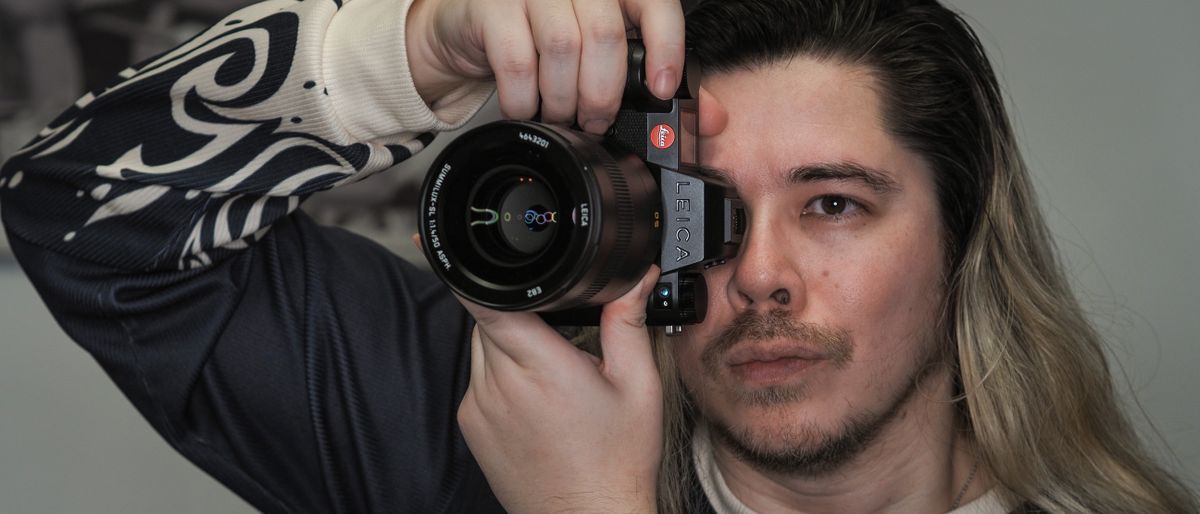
[{"x1": 803, "y1": 195, "x2": 862, "y2": 218}]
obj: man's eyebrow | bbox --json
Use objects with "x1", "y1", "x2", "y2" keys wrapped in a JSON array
[
  {"x1": 694, "y1": 165, "x2": 734, "y2": 184},
  {"x1": 694, "y1": 162, "x2": 902, "y2": 195},
  {"x1": 789, "y1": 162, "x2": 902, "y2": 195}
]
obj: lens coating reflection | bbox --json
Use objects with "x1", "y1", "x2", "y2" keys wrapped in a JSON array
[
  {"x1": 497, "y1": 178, "x2": 557, "y2": 254},
  {"x1": 467, "y1": 167, "x2": 560, "y2": 262}
]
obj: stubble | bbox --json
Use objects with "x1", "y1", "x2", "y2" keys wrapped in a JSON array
[{"x1": 690, "y1": 307, "x2": 946, "y2": 477}]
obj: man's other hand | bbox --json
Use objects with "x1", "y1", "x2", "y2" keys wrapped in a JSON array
[{"x1": 454, "y1": 266, "x2": 664, "y2": 514}]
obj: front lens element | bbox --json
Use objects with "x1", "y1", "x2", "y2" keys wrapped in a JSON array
[
  {"x1": 466, "y1": 166, "x2": 560, "y2": 265},
  {"x1": 497, "y1": 177, "x2": 557, "y2": 255}
]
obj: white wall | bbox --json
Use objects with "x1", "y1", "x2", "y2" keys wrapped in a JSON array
[
  {"x1": 946, "y1": 0, "x2": 1200, "y2": 489},
  {"x1": 0, "y1": 1, "x2": 1196, "y2": 511},
  {"x1": 0, "y1": 271, "x2": 257, "y2": 514}
]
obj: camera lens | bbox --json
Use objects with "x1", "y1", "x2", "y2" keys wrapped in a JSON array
[{"x1": 419, "y1": 121, "x2": 662, "y2": 312}]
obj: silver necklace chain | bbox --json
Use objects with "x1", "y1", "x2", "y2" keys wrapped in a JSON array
[{"x1": 950, "y1": 456, "x2": 980, "y2": 510}]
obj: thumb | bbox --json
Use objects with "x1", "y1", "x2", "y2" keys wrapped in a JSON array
[{"x1": 598, "y1": 265, "x2": 662, "y2": 384}]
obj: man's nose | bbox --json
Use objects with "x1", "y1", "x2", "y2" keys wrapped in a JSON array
[{"x1": 725, "y1": 219, "x2": 805, "y2": 312}]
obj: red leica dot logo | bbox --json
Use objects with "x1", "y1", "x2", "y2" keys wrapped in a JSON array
[{"x1": 651, "y1": 123, "x2": 676, "y2": 150}]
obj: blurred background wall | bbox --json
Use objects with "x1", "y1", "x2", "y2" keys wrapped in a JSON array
[{"x1": 0, "y1": 0, "x2": 1196, "y2": 512}]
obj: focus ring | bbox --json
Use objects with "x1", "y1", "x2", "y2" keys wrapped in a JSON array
[{"x1": 578, "y1": 152, "x2": 636, "y2": 303}]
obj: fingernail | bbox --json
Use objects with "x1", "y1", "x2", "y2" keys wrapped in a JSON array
[
  {"x1": 583, "y1": 119, "x2": 610, "y2": 134},
  {"x1": 654, "y1": 70, "x2": 676, "y2": 100}
]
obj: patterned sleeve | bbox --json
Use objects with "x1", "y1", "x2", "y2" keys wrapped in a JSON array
[
  {"x1": 0, "y1": 1, "x2": 507, "y2": 512},
  {"x1": 0, "y1": 0, "x2": 491, "y2": 271}
]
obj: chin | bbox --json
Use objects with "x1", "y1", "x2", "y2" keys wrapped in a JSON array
[
  {"x1": 707, "y1": 400, "x2": 888, "y2": 476},
  {"x1": 718, "y1": 397, "x2": 841, "y2": 446}
]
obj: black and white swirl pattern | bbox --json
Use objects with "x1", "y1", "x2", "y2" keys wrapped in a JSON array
[{"x1": 1, "y1": 0, "x2": 431, "y2": 270}]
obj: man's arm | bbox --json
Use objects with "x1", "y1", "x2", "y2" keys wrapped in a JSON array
[
  {"x1": 0, "y1": 0, "x2": 500, "y2": 511},
  {"x1": 1, "y1": 0, "x2": 490, "y2": 272}
]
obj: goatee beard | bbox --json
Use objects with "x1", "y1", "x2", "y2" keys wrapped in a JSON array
[
  {"x1": 694, "y1": 307, "x2": 945, "y2": 477},
  {"x1": 708, "y1": 371, "x2": 921, "y2": 477}
]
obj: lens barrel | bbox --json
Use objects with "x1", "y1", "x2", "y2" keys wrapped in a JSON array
[{"x1": 419, "y1": 121, "x2": 662, "y2": 312}]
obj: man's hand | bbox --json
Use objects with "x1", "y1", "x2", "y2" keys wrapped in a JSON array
[
  {"x1": 406, "y1": 0, "x2": 687, "y2": 133},
  {"x1": 453, "y1": 266, "x2": 664, "y2": 514}
]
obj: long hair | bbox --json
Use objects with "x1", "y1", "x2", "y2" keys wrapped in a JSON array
[{"x1": 637, "y1": 1, "x2": 1199, "y2": 513}]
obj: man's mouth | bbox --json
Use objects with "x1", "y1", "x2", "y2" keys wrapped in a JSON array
[
  {"x1": 725, "y1": 343, "x2": 828, "y2": 386},
  {"x1": 699, "y1": 310, "x2": 853, "y2": 390}
]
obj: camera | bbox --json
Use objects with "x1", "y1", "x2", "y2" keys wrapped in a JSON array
[{"x1": 418, "y1": 41, "x2": 744, "y2": 334}]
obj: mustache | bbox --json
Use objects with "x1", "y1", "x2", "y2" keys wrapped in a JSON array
[{"x1": 701, "y1": 308, "x2": 853, "y2": 374}]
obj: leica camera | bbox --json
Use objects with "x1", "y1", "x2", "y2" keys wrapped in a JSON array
[{"x1": 418, "y1": 41, "x2": 744, "y2": 333}]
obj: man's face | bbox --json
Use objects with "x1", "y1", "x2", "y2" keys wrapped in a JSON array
[{"x1": 675, "y1": 58, "x2": 949, "y2": 473}]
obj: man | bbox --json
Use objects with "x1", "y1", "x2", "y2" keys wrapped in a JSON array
[{"x1": 0, "y1": 0, "x2": 1193, "y2": 512}]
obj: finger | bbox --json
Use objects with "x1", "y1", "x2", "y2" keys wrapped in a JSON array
[
  {"x1": 473, "y1": 323, "x2": 512, "y2": 385},
  {"x1": 698, "y1": 86, "x2": 729, "y2": 137},
  {"x1": 452, "y1": 292, "x2": 581, "y2": 369},
  {"x1": 411, "y1": 233, "x2": 423, "y2": 252},
  {"x1": 469, "y1": 323, "x2": 487, "y2": 385},
  {"x1": 622, "y1": 0, "x2": 685, "y2": 100},
  {"x1": 481, "y1": 3, "x2": 540, "y2": 120},
  {"x1": 528, "y1": 0, "x2": 582, "y2": 125},
  {"x1": 572, "y1": 0, "x2": 627, "y2": 134},
  {"x1": 597, "y1": 265, "x2": 661, "y2": 383}
]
